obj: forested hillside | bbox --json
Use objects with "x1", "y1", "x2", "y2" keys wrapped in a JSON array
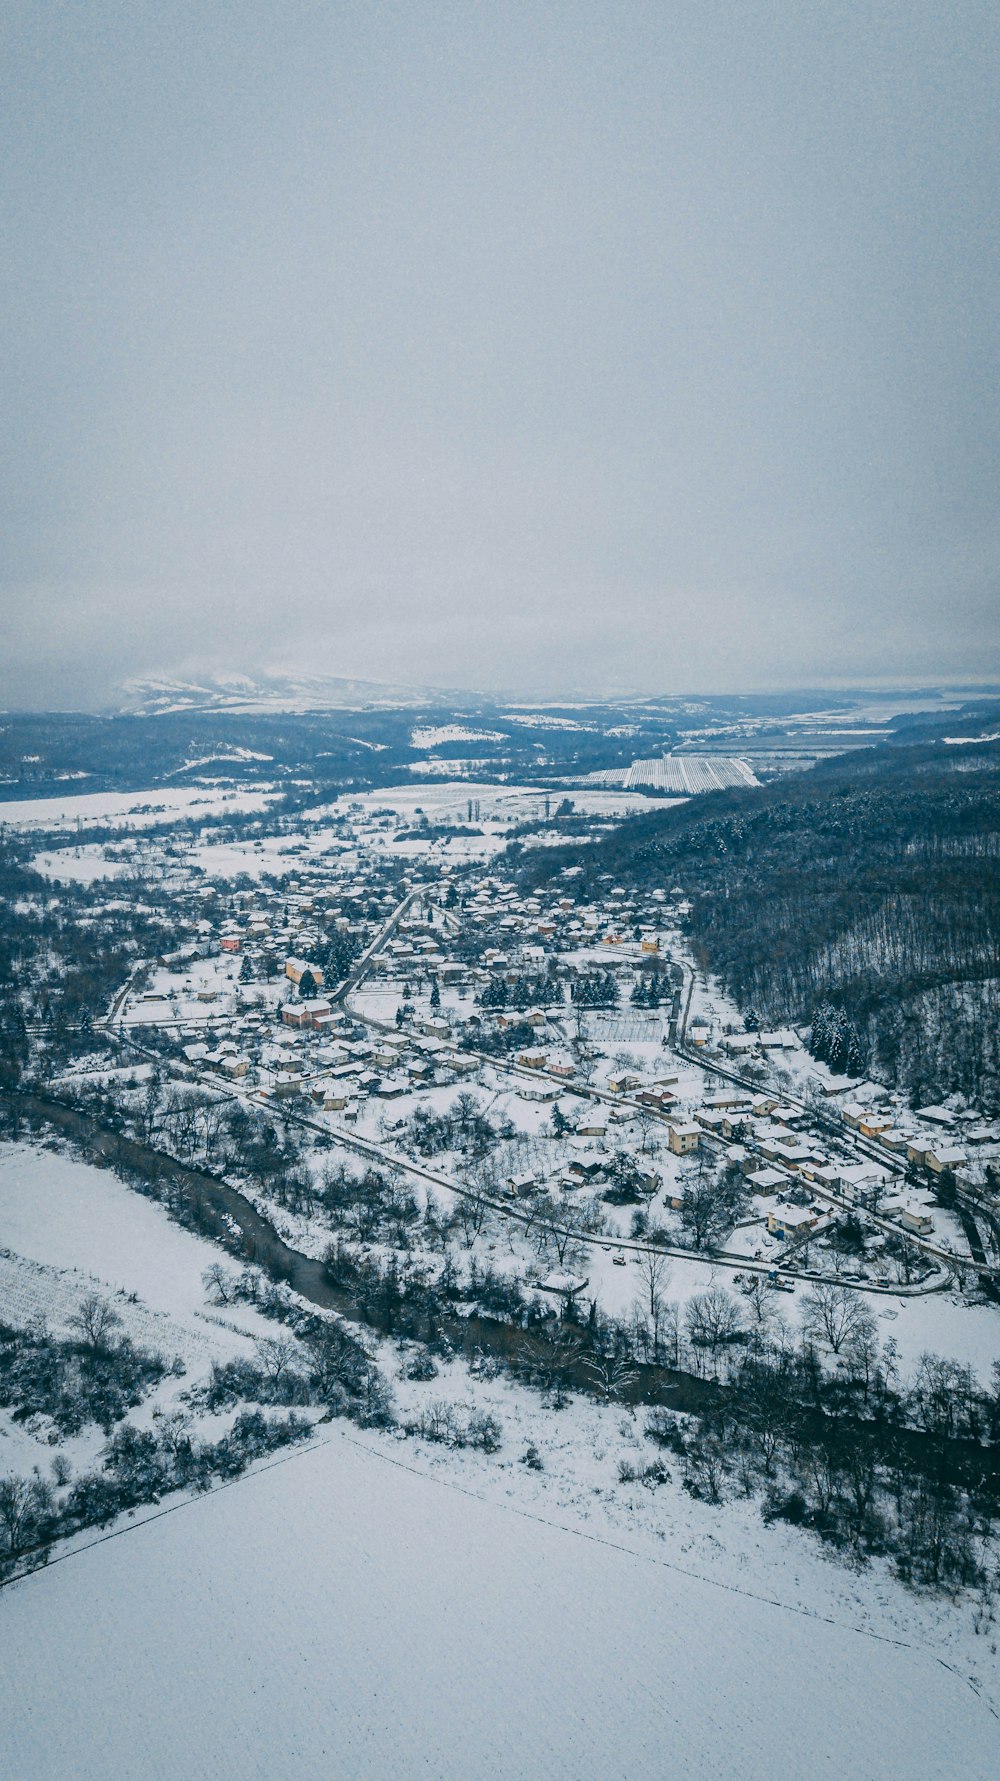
[{"x1": 523, "y1": 741, "x2": 1000, "y2": 1109}]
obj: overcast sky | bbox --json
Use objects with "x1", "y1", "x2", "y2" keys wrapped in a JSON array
[{"x1": 2, "y1": 2, "x2": 998, "y2": 709}]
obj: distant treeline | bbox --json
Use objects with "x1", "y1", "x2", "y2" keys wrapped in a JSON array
[{"x1": 523, "y1": 741, "x2": 1000, "y2": 1109}]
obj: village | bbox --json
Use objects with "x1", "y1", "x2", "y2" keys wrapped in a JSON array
[{"x1": 41, "y1": 783, "x2": 993, "y2": 1362}]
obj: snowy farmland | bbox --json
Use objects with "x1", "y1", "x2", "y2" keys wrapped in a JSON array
[
  {"x1": 2, "y1": 1425, "x2": 997, "y2": 1781},
  {"x1": 341, "y1": 779, "x2": 669, "y2": 824},
  {"x1": 0, "y1": 784, "x2": 277, "y2": 832},
  {"x1": 589, "y1": 753, "x2": 759, "y2": 793}
]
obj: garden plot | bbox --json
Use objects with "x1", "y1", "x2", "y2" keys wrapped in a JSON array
[
  {"x1": 123, "y1": 952, "x2": 246, "y2": 1025},
  {"x1": 0, "y1": 1248, "x2": 227, "y2": 1376}
]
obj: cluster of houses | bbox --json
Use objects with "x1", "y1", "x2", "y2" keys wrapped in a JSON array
[
  {"x1": 212, "y1": 878, "x2": 389, "y2": 977},
  {"x1": 837, "y1": 1097, "x2": 990, "y2": 1179},
  {"x1": 365, "y1": 875, "x2": 680, "y2": 1000},
  {"x1": 680, "y1": 1086, "x2": 959, "y2": 1250},
  {"x1": 141, "y1": 835, "x2": 997, "y2": 1276}
]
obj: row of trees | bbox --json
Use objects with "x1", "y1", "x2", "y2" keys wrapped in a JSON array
[
  {"x1": 479, "y1": 972, "x2": 563, "y2": 1010},
  {"x1": 571, "y1": 971, "x2": 620, "y2": 1008}
]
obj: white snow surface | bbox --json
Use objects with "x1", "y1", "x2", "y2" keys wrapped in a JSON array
[
  {"x1": 2, "y1": 1426, "x2": 996, "y2": 1780},
  {"x1": 31, "y1": 844, "x2": 130, "y2": 883}
]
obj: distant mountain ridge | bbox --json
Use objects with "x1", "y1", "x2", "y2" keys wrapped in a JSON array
[{"x1": 118, "y1": 671, "x2": 469, "y2": 716}]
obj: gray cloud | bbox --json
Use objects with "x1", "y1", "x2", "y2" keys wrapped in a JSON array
[{"x1": 2, "y1": 2, "x2": 998, "y2": 707}]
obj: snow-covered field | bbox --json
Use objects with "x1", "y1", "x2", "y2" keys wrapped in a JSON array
[
  {"x1": 340, "y1": 781, "x2": 669, "y2": 824},
  {"x1": 410, "y1": 724, "x2": 506, "y2": 746},
  {"x1": 0, "y1": 1143, "x2": 274, "y2": 1355},
  {"x1": 0, "y1": 784, "x2": 277, "y2": 832},
  {"x1": 505, "y1": 711, "x2": 599, "y2": 729},
  {"x1": 31, "y1": 844, "x2": 130, "y2": 883},
  {"x1": 591, "y1": 754, "x2": 759, "y2": 792},
  {"x1": 186, "y1": 828, "x2": 348, "y2": 879},
  {"x1": 2, "y1": 1423, "x2": 997, "y2": 1781}
]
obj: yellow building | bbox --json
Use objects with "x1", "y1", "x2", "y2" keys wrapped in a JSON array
[{"x1": 667, "y1": 1122, "x2": 700, "y2": 1155}]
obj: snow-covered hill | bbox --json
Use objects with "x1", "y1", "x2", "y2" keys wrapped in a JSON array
[{"x1": 119, "y1": 670, "x2": 465, "y2": 715}]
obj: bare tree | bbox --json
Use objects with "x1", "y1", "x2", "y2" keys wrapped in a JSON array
[
  {"x1": 0, "y1": 1475, "x2": 37, "y2": 1555},
  {"x1": 304, "y1": 1321, "x2": 370, "y2": 1401},
  {"x1": 202, "y1": 1262, "x2": 233, "y2": 1304},
  {"x1": 632, "y1": 1249, "x2": 672, "y2": 1362},
  {"x1": 199, "y1": 1096, "x2": 229, "y2": 1154},
  {"x1": 51, "y1": 1453, "x2": 73, "y2": 1488},
  {"x1": 677, "y1": 1175, "x2": 724, "y2": 1252},
  {"x1": 253, "y1": 1335, "x2": 300, "y2": 1388},
  {"x1": 451, "y1": 1190, "x2": 489, "y2": 1249},
  {"x1": 583, "y1": 1349, "x2": 638, "y2": 1405},
  {"x1": 843, "y1": 1319, "x2": 881, "y2": 1395},
  {"x1": 659, "y1": 1299, "x2": 682, "y2": 1368},
  {"x1": 684, "y1": 1287, "x2": 744, "y2": 1375},
  {"x1": 530, "y1": 1194, "x2": 588, "y2": 1269},
  {"x1": 634, "y1": 1248, "x2": 671, "y2": 1321},
  {"x1": 69, "y1": 1293, "x2": 122, "y2": 1354},
  {"x1": 635, "y1": 1106, "x2": 657, "y2": 1154},
  {"x1": 136, "y1": 1070, "x2": 165, "y2": 1144},
  {"x1": 157, "y1": 1412, "x2": 194, "y2": 1464},
  {"x1": 801, "y1": 1283, "x2": 877, "y2": 1356},
  {"x1": 740, "y1": 1272, "x2": 779, "y2": 1331},
  {"x1": 162, "y1": 1087, "x2": 203, "y2": 1162},
  {"x1": 542, "y1": 1326, "x2": 584, "y2": 1407}
]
